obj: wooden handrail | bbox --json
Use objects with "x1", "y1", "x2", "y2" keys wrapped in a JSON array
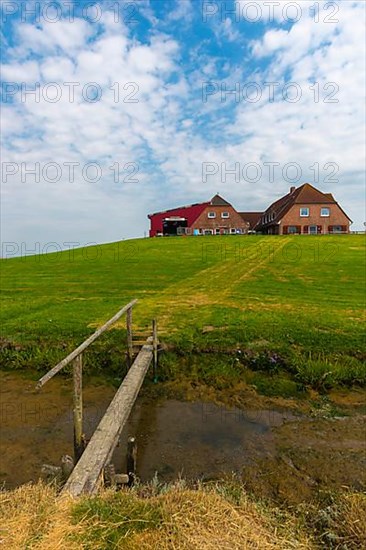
[{"x1": 36, "y1": 299, "x2": 138, "y2": 389}]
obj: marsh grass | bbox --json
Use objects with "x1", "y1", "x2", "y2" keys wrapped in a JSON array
[{"x1": 1, "y1": 480, "x2": 365, "y2": 549}]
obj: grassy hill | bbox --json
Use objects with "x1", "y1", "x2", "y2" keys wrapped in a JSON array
[{"x1": 1, "y1": 235, "x2": 365, "y2": 392}]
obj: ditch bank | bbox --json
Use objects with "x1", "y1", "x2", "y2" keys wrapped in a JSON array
[{"x1": 1, "y1": 370, "x2": 365, "y2": 506}]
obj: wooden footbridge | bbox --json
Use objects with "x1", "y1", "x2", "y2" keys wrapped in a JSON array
[{"x1": 36, "y1": 300, "x2": 159, "y2": 497}]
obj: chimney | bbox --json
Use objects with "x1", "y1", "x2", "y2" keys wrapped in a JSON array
[{"x1": 290, "y1": 186, "x2": 296, "y2": 194}]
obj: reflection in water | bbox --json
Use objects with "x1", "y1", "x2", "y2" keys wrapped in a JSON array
[{"x1": 0, "y1": 372, "x2": 298, "y2": 488}]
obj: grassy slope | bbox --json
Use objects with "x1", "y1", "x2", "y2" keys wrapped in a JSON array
[{"x1": 1, "y1": 235, "x2": 365, "y2": 388}]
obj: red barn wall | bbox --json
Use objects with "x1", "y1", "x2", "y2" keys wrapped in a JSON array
[{"x1": 148, "y1": 203, "x2": 209, "y2": 237}]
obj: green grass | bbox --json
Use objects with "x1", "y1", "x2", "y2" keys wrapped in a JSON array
[
  {"x1": 71, "y1": 491, "x2": 164, "y2": 549},
  {"x1": 1, "y1": 235, "x2": 365, "y2": 391}
]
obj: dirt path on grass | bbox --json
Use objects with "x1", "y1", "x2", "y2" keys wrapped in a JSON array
[{"x1": 131, "y1": 238, "x2": 291, "y2": 333}]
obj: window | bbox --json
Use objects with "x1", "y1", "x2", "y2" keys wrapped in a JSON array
[
  {"x1": 215, "y1": 228, "x2": 220, "y2": 235},
  {"x1": 300, "y1": 207, "x2": 309, "y2": 217},
  {"x1": 208, "y1": 212, "x2": 216, "y2": 218},
  {"x1": 321, "y1": 207, "x2": 330, "y2": 217},
  {"x1": 332, "y1": 225, "x2": 343, "y2": 233},
  {"x1": 204, "y1": 229, "x2": 213, "y2": 235},
  {"x1": 230, "y1": 228, "x2": 236, "y2": 234},
  {"x1": 221, "y1": 212, "x2": 229, "y2": 218},
  {"x1": 288, "y1": 226, "x2": 299, "y2": 234}
]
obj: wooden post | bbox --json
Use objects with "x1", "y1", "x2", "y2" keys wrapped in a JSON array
[
  {"x1": 152, "y1": 319, "x2": 158, "y2": 383},
  {"x1": 73, "y1": 353, "x2": 84, "y2": 463},
  {"x1": 61, "y1": 455, "x2": 74, "y2": 482},
  {"x1": 127, "y1": 436, "x2": 137, "y2": 487},
  {"x1": 126, "y1": 307, "x2": 133, "y2": 367}
]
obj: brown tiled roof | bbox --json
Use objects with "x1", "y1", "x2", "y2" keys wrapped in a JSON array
[
  {"x1": 210, "y1": 194, "x2": 232, "y2": 207},
  {"x1": 257, "y1": 183, "x2": 352, "y2": 227},
  {"x1": 293, "y1": 184, "x2": 336, "y2": 204},
  {"x1": 239, "y1": 212, "x2": 262, "y2": 229}
]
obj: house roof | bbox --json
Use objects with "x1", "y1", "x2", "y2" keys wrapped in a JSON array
[
  {"x1": 239, "y1": 212, "x2": 262, "y2": 229},
  {"x1": 258, "y1": 183, "x2": 352, "y2": 226},
  {"x1": 148, "y1": 194, "x2": 232, "y2": 218},
  {"x1": 209, "y1": 194, "x2": 232, "y2": 207},
  {"x1": 148, "y1": 201, "x2": 209, "y2": 218}
]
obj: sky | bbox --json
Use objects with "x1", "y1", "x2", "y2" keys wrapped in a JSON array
[{"x1": 1, "y1": 0, "x2": 365, "y2": 255}]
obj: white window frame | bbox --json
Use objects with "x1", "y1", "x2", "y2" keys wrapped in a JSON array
[
  {"x1": 204, "y1": 229, "x2": 213, "y2": 235},
  {"x1": 320, "y1": 207, "x2": 330, "y2": 217},
  {"x1": 208, "y1": 212, "x2": 216, "y2": 218},
  {"x1": 230, "y1": 228, "x2": 236, "y2": 234},
  {"x1": 221, "y1": 211, "x2": 229, "y2": 219},
  {"x1": 215, "y1": 228, "x2": 220, "y2": 235},
  {"x1": 300, "y1": 207, "x2": 309, "y2": 217}
]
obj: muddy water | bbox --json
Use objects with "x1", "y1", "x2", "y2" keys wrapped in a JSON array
[{"x1": 0, "y1": 372, "x2": 299, "y2": 489}]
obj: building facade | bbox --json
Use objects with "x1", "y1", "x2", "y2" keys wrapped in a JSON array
[
  {"x1": 256, "y1": 184, "x2": 352, "y2": 235},
  {"x1": 190, "y1": 195, "x2": 249, "y2": 235},
  {"x1": 148, "y1": 185, "x2": 352, "y2": 237}
]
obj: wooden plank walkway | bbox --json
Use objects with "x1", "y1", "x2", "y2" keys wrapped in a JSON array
[{"x1": 62, "y1": 340, "x2": 154, "y2": 497}]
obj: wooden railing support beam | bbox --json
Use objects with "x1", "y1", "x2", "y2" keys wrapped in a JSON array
[
  {"x1": 126, "y1": 307, "x2": 133, "y2": 367},
  {"x1": 127, "y1": 436, "x2": 137, "y2": 487},
  {"x1": 73, "y1": 353, "x2": 84, "y2": 462},
  {"x1": 152, "y1": 319, "x2": 158, "y2": 382}
]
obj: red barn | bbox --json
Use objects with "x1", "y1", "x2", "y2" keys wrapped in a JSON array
[{"x1": 148, "y1": 195, "x2": 250, "y2": 237}]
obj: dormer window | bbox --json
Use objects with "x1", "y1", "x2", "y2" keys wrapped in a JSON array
[
  {"x1": 208, "y1": 212, "x2": 216, "y2": 218},
  {"x1": 221, "y1": 212, "x2": 229, "y2": 218}
]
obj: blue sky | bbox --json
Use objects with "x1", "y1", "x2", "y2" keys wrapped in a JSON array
[{"x1": 1, "y1": 0, "x2": 365, "y2": 252}]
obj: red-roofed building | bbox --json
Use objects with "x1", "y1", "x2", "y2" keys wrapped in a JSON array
[
  {"x1": 148, "y1": 194, "x2": 249, "y2": 236},
  {"x1": 148, "y1": 185, "x2": 352, "y2": 237},
  {"x1": 256, "y1": 183, "x2": 352, "y2": 235}
]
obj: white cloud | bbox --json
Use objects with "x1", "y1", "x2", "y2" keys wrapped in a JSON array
[
  {"x1": 1, "y1": 60, "x2": 40, "y2": 82},
  {"x1": 12, "y1": 19, "x2": 93, "y2": 56},
  {"x1": 168, "y1": 0, "x2": 194, "y2": 23}
]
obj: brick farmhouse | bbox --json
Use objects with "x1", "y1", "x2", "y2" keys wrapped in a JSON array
[{"x1": 148, "y1": 183, "x2": 352, "y2": 237}]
